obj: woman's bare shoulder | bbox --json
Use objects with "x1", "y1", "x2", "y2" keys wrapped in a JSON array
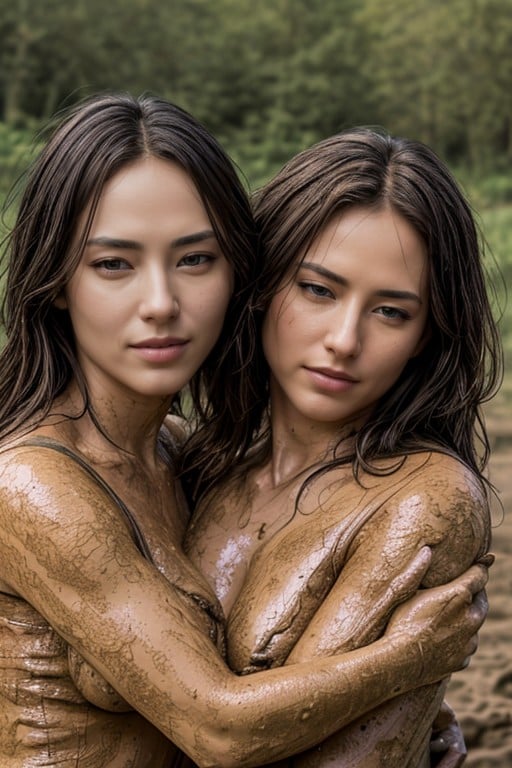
[
  {"x1": 312, "y1": 451, "x2": 490, "y2": 585},
  {"x1": 394, "y1": 451, "x2": 487, "y2": 510},
  {"x1": 0, "y1": 437, "x2": 63, "y2": 488},
  {"x1": 320, "y1": 450, "x2": 487, "y2": 520},
  {"x1": 352, "y1": 450, "x2": 487, "y2": 507},
  {"x1": 0, "y1": 436, "x2": 125, "y2": 537},
  {"x1": 361, "y1": 451, "x2": 490, "y2": 583}
]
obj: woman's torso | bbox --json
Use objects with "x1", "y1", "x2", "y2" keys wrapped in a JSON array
[
  {"x1": 0, "y1": 430, "x2": 221, "y2": 768},
  {"x1": 187, "y1": 450, "x2": 489, "y2": 666},
  {"x1": 186, "y1": 450, "x2": 489, "y2": 767},
  {"x1": 0, "y1": 585, "x2": 177, "y2": 768}
]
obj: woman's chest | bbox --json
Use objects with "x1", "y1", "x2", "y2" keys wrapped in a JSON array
[
  {"x1": 186, "y1": 470, "x2": 373, "y2": 619},
  {"x1": 99, "y1": 465, "x2": 223, "y2": 637}
]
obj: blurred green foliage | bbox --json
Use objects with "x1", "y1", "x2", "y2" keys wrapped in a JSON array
[
  {"x1": 480, "y1": 204, "x2": 512, "y2": 374},
  {"x1": 1, "y1": 0, "x2": 511, "y2": 182}
]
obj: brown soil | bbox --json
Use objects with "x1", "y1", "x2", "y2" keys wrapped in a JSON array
[{"x1": 446, "y1": 408, "x2": 512, "y2": 766}]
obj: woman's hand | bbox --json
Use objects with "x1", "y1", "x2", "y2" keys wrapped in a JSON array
[
  {"x1": 384, "y1": 562, "x2": 489, "y2": 679},
  {"x1": 430, "y1": 701, "x2": 467, "y2": 768}
]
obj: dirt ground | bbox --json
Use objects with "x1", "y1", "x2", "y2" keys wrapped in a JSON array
[{"x1": 445, "y1": 407, "x2": 512, "y2": 767}]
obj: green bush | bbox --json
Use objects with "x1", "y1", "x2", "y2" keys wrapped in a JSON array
[
  {"x1": 456, "y1": 169, "x2": 512, "y2": 211},
  {"x1": 0, "y1": 122, "x2": 42, "y2": 198},
  {"x1": 480, "y1": 175, "x2": 512, "y2": 206}
]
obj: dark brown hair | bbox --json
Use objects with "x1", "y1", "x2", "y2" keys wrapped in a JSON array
[
  {"x1": 247, "y1": 128, "x2": 503, "y2": 486},
  {"x1": 0, "y1": 92, "x2": 260, "y2": 495}
]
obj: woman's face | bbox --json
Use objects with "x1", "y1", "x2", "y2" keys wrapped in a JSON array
[
  {"x1": 262, "y1": 206, "x2": 429, "y2": 434},
  {"x1": 57, "y1": 157, "x2": 233, "y2": 403}
]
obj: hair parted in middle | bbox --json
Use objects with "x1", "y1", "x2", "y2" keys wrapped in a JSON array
[
  {"x1": 0, "y1": 91, "x2": 260, "y2": 500},
  {"x1": 245, "y1": 128, "x2": 502, "y2": 487}
]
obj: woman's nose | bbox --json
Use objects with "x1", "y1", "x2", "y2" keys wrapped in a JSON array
[
  {"x1": 140, "y1": 268, "x2": 179, "y2": 321},
  {"x1": 324, "y1": 305, "x2": 362, "y2": 358}
]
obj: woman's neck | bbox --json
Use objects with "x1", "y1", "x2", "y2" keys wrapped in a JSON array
[
  {"x1": 267, "y1": 410, "x2": 355, "y2": 489},
  {"x1": 46, "y1": 380, "x2": 173, "y2": 470}
]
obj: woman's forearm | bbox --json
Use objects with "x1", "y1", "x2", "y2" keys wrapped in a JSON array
[
  {"x1": 80, "y1": 618, "x2": 429, "y2": 768},
  {"x1": 0, "y1": 453, "x2": 486, "y2": 768},
  {"x1": 69, "y1": 567, "x2": 482, "y2": 768}
]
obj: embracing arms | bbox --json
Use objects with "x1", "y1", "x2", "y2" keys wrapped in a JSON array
[
  {"x1": 0, "y1": 448, "x2": 487, "y2": 768},
  {"x1": 224, "y1": 452, "x2": 490, "y2": 766}
]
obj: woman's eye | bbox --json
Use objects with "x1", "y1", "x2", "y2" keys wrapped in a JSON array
[
  {"x1": 299, "y1": 281, "x2": 334, "y2": 299},
  {"x1": 377, "y1": 306, "x2": 410, "y2": 321},
  {"x1": 178, "y1": 253, "x2": 213, "y2": 268},
  {"x1": 94, "y1": 258, "x2": 131, "y2": 272}
]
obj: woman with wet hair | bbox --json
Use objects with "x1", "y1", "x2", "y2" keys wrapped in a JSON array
[
  {"x1": 185, "y1": 128, "x2": 502, "y2": 767},
  {"x1": 0, "y1": 96, "x2": 486, "y2": 768}
]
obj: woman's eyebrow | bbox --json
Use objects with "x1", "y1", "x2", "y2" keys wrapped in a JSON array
[
  {"x1": 171, "y1": 230, "x2": 216, "y2": 247},
  {"x1": 375, "y1": 288, "x2": 422, "y2": 303},
  {"x1": 86, "y1": 236, "x2": 141, "y2": 250},
  {"x1": 301, "y1": 261, "x2": 347, "y2": 286},
  {"x1": 301, "y1": 261, "x2": 422, "y2": 303},
  {"x1": 86, "y1": 230, "x2": 217, "y2": 251}
]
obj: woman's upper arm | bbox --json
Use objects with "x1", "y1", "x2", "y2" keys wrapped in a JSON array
[
  {"x1": 0, "y1": 448, "x2": 226, "y2": 692},
  {"x1": 0, "y1": 448, "x2": 438, "y2": 768},
  {"x1": 287, "y1": 454, "x2": 489, "y2": 663}
]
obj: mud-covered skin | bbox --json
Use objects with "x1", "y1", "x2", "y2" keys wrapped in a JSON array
[
  {"x1": 186, "y1": 451, "x2": 490, "y2": 767},
  {"x1": 0, "y1": 589, "x2": 175, "y2": 767},
  {"x1": 0, "y1": 426, "x2": 217, "y2": 768},
  {"x1": 0, "y1": 431, "x2": 489, "y2": 768}
]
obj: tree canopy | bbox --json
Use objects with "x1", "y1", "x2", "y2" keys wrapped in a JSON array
[{"x1": 1, "y1": 0, "x2": 511, "y2": 182}]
